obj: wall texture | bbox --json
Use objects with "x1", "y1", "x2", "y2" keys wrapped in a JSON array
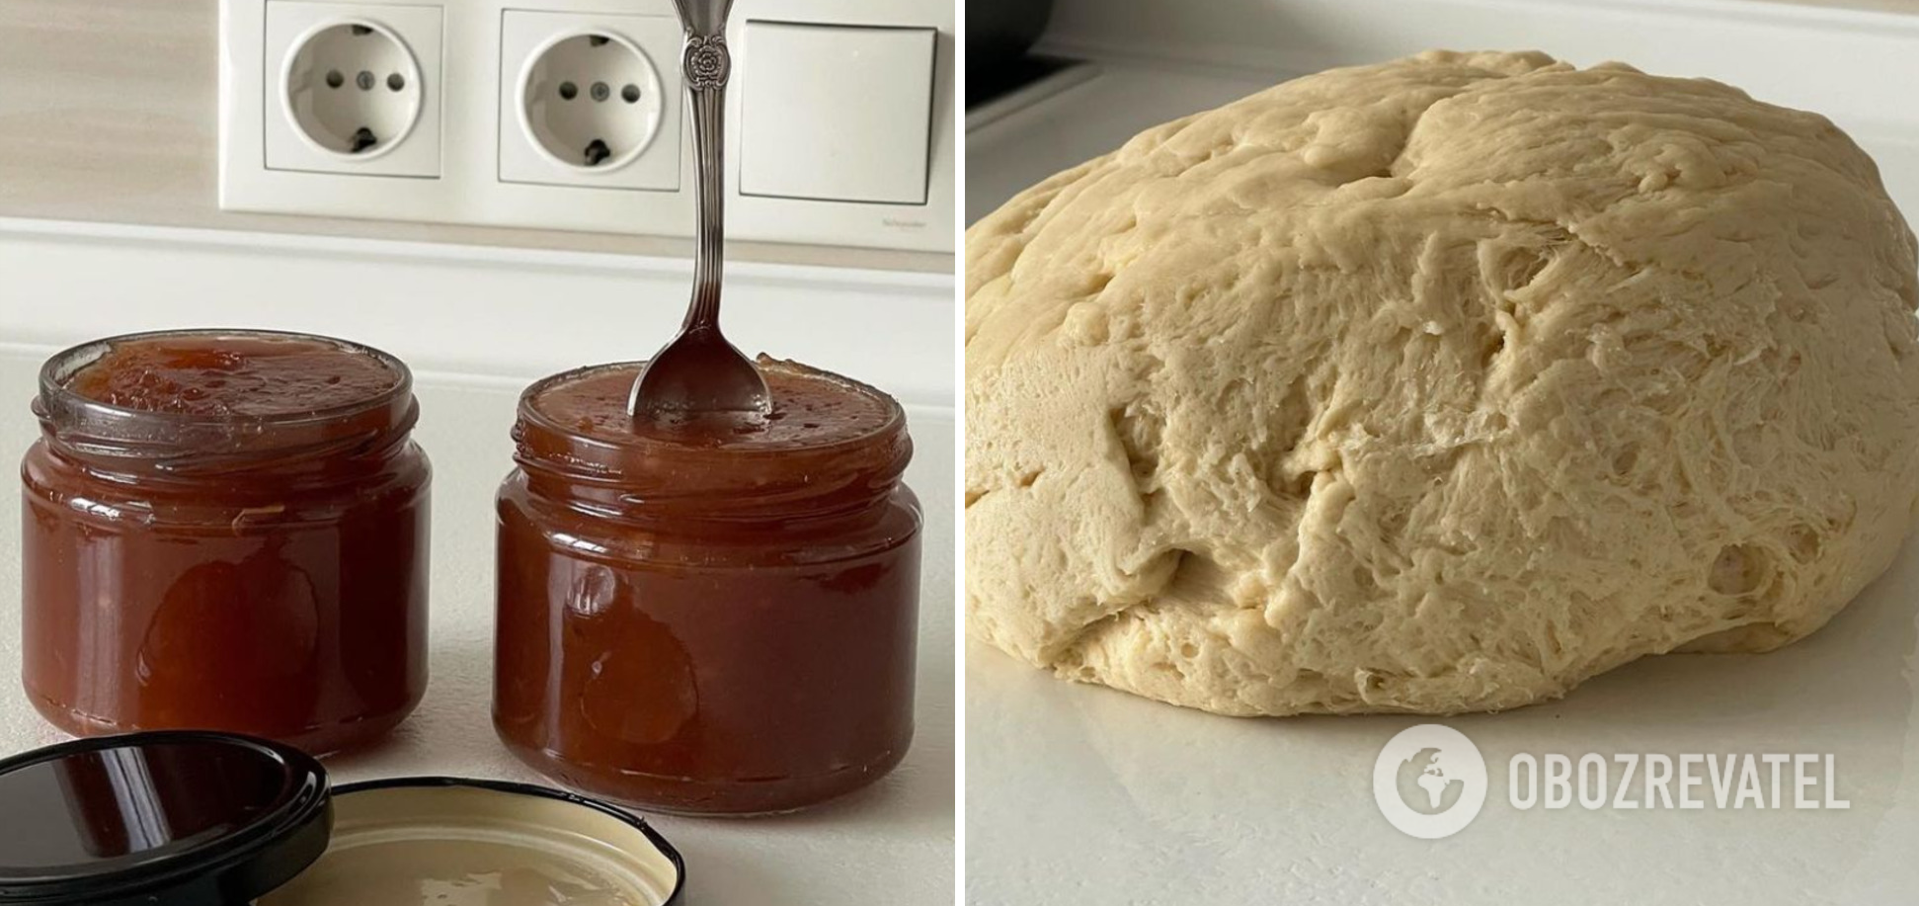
[{"x1": 0, "y1": 0, "x2": 946, "y2": 271}]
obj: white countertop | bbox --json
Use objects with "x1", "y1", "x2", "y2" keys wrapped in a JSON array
[
  {"x1": 0, "y1": 347, "x2": 956, "y2": 904},
  {"x1": 966, "y1": 46, "x2": 1919, "y2": 906},
  {"x1": 967, "y1": 529, "x2": 1919, "y2": 905}
]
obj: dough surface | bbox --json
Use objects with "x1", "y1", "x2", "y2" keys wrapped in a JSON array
[{"x1": 964, "y1": 50, "x2": 1919, "y2": 715}]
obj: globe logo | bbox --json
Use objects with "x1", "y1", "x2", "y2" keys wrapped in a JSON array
[{"x1": 1373, "y1": 724, "x2": 1488, "y2": 839}]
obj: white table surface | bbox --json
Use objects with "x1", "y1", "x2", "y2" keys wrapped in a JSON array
[
  {"x1": 968, "y1": 539, "x2": 1919, "y2": 904},
  {"x1": 966, "y1": 57, "x2": 1919, "y2": 906},
  {"x1": 0, "y1": 347, "x2": 957, "y2": 905}
]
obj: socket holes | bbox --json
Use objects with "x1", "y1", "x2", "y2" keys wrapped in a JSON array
[
  {"x1": 518, "y1": 29, "x2": 663, "y2": 172},
  {"x1": 557, "y1": 80, "x2": 639, "y2": 105},
  {"x1": 283, "y1": 19, "x2": 423, "y2": 160}
]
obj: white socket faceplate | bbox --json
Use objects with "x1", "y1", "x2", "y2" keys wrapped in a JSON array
[
  {"x1": 264, "y1": 2, "x2": 443, "y2": 177},
  {"x1": 500, "y1": 13, "x2": 679, "y2": 192},
  {"x1": 220, "y1": 0, "x2": 955, "y2": 253}
]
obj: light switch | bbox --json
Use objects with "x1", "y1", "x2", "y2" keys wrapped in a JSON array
[{"x1": 739, "y1": 21, "x2": 936, "y2": 206}]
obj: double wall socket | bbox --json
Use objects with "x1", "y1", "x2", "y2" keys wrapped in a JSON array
[{"x1": 218, "y1": 0, "x2": 955, "y2": 253}]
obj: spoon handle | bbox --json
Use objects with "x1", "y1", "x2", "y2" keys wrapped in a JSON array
[{"x1": 675, "y1": 0, "x2": 734, "y2": 333}]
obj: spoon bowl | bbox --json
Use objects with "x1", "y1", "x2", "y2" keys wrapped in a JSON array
[{"x1": 628, "y1": 326, "x2": 769, "y2": 417}]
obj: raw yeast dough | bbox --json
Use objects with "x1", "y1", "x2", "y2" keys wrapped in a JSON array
[{"x1": 963, "y1": 51, "x2": 1919, "y2": 715}]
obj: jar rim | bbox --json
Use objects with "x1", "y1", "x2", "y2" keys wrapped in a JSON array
[
  {"x1": 512, "y1": 358, "x2": 912, "y2": 509},
  {"x1": 517, "y1": 358, "x2": 905, "y2": 460},
  {"x1": 34, "y1": 329, "x2": 418, "y2": 467},
  {"x1": 38, "y1": 328, "x2": 414, "y2": 430}
]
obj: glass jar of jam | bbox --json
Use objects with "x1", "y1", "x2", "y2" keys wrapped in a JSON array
[
  {"x1": 20, "y1": 330, "x2": 431, "y2": 755},
  {"x1": 494, "y1": 357, "x2": 921, "y2": 815}
]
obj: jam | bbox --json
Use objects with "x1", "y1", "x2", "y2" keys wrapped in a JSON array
[
  {"x1": 20, "y1": 330, "x2": 431, "y2": 755},
  {"x1": 65, "y1": 335, "x2": 403, "y2": 415},
  {"x1": 494, "y1": 358, "x2": 921, "y2": 815}
]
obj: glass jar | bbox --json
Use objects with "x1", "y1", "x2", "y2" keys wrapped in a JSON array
[
  {"x1": 494, "y1": 358, "x2": 921, "y2": 815},
  {"x1": 20, "y1": 330, "x2": 431, "y2": 755}
]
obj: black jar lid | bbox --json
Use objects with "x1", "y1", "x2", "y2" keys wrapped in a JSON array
[
  {"x1": 0, "y1": 732, "x2": 685, "y2": 906},
  {"x1": 0, "y1": 731, "x2": 329, "y2": 906}
]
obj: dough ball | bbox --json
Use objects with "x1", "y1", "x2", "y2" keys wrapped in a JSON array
[{"x1": 964, "y1": 50, "x2": 1919, "y2": 715}]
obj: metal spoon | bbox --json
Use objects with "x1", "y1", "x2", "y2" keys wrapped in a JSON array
[{"x1": 628, "y1": 0, "x2": 770, "y2": 420}]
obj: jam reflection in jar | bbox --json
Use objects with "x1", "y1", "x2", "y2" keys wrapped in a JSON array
[
  {"x1": 20, "y1": 330, "x2": 431, "y2": 755},
  {"x1": 495, "y1": 358, "x2": 922, "y2": 815}
]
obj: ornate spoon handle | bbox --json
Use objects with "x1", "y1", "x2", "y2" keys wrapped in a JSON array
[{"x1": 676, "y1": 0, "x2": 733, "y2": 332}]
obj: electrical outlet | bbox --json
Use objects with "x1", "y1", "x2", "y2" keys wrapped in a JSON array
[
  {"x1": 263, "y1": 1, "x2": 444, "y2": 177},
  {"x1": 498, "y1": 11, "x2": 681, "y2": 192},
  {"x1": 220, "y1": 0, "x2": 956, "y2": 253}
]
